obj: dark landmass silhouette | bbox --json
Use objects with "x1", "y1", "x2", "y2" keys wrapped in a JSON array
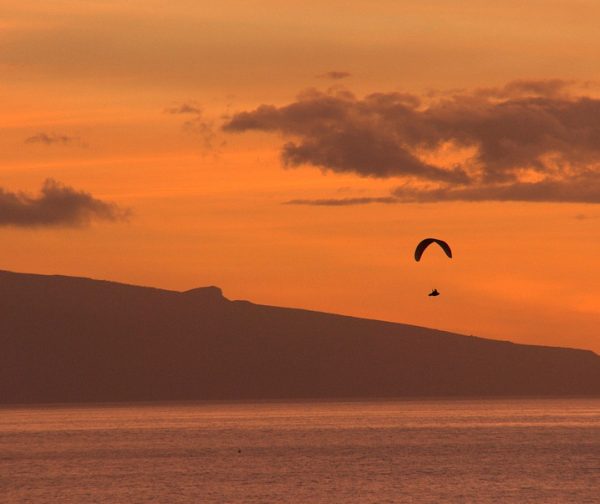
[{"x1": 1, "y1": 270, "x2": 599, "y2": 404}]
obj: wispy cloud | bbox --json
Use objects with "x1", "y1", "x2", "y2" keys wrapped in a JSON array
[
  {"x1": 166, "y1": 102, "x2": 216, "y2": 150},
  {"x1": 164, "y1": 103, "x2": 202, "y2": 115},
  {"x1": 0, "y1": 179, "x2": 129, "y2": 227},
  {"x1": 475, "y1": 79, "x2": 572, "y2": 99},
  {"x1": 285, "y1": 196, "x2": 398, "y2": 206},
  {"x1": 25, "y1": 132, "x2": 80, "y2": 146},
  {"x1": 318, "y1": 71, "x2": 351, "y2": 80},
  {"x1": 392, "y1": 177, "x2": 600, "y2": 203},
  {"x1": 573, "y1": 213, "x2": 596, "y2": 220},
  {"x1": 223, "y1": 80, "x2": 600, "y2": 203}
]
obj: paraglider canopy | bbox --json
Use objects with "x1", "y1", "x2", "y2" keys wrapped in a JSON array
[{"x1": 414, "y1": 238, "x2": 452, "y2": 262}]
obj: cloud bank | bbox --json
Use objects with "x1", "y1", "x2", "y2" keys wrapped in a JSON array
[
  {"x1": 223, "y1": 80, "x2": 600, "y2": 203},
  {"x1": 0, "y1": 179, "x2": 129, "y2": 227}
]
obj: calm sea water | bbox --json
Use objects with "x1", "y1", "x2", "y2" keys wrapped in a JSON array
[{"x1": 1, "y1": 399, "x2": 599, "y2": 503}]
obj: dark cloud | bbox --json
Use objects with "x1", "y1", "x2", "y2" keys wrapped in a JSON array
[
  {"x1": 0, "y1": 179, "x2": 129, "y2": 227},
  {"x1": 318, "y1": 71, "x2": 351, "y2": 80},
  {"x1": 25, "y1": 133, "x2": 78, "y2": 146},
  {"x1": 285, "y1": 196, "x2": 398, "y2": 206},
  {"x1": 224, "y1": 89, "x2": 467, "y2": 183},
  {"x1": 223, "y1": 80, "x2": 600, "y2": 203}
]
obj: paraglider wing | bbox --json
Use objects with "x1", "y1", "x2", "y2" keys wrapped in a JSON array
[{"x1": 414, "y1": 238, "x2": 452, "y2": 262}]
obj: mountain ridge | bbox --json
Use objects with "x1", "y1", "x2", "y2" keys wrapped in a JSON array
[{"x1": 1, "y1": 269, "x2": 599, "y2": 404}]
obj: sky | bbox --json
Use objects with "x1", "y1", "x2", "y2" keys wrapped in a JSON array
[{"x1": 1, "y1": 0, "x2": 599, "y2": 352}]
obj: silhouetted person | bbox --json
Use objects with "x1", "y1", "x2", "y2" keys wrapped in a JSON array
[{"x1": 428, "y1": 288, "x2": 439, "y2": 296}]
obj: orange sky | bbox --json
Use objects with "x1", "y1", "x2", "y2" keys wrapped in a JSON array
[{"x1": 1, "y1": 0, "x2": 599, "y2": 352}]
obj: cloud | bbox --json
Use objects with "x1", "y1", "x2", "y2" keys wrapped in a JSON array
[
  {"x1": 284, "y1": 173, "x2": 600, "y2": 205},
  {"x1": 224, "y1": 88, "x2": 467, "y2": 183},
  {"x1": 166, "y1": 103, "x2": 216, "y2": 150},
  {"x1": 285, "y1": 196, "x2": 398, "y2": 206},
  {"x1": 318, "y1": 71, "x2": 351, "y2": 80},
  {"x1": 392, "y1": 176, "x2": 600, "y2": 203},
  {"x1": 476, "y1": 79, "x2": 572, "y2": 99},
  {"x1": 223, "y1": 80, "x2": 600, "y2": 203},
  {"x1": 25, "y1": 132, "x2": 79, "y2": 146},
  {"x1": 573, "y1": 212, "x2": 600, "y2": 220},
  {"x1": 164, "y1": 103, "x2": 202, "y2": 115},
  {"x1": 0, "y1": 179, "x2": 129, "y2": 227}
]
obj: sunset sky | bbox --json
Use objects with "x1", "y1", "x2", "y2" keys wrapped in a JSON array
[{"x1": 2, "y1": 0, "x2": 599, "y2": 352}]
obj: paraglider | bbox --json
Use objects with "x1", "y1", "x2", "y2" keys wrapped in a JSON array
[
  {"x1": 414, "y1": 238, "x2": 452, "y2": 262},
  {"x1": 414, "y1": 238, "x2": 452, "y2": 296}
]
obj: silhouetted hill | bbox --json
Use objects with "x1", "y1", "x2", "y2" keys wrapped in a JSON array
[{"x1": 1, "y1": 270, "x2": 599, "y2": 404}]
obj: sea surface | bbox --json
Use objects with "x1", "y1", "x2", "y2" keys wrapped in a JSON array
[{"x1": 1, "y1": 399, "x2": 599, "y2": 503}]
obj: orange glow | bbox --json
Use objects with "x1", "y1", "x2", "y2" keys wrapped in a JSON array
[{"x1": 1, "y1": 0, "x2": 598, "y2": 353}]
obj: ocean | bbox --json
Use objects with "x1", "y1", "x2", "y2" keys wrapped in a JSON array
[{"x1": 1, "y1": 399, "x2": 599, "y2": 503}]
